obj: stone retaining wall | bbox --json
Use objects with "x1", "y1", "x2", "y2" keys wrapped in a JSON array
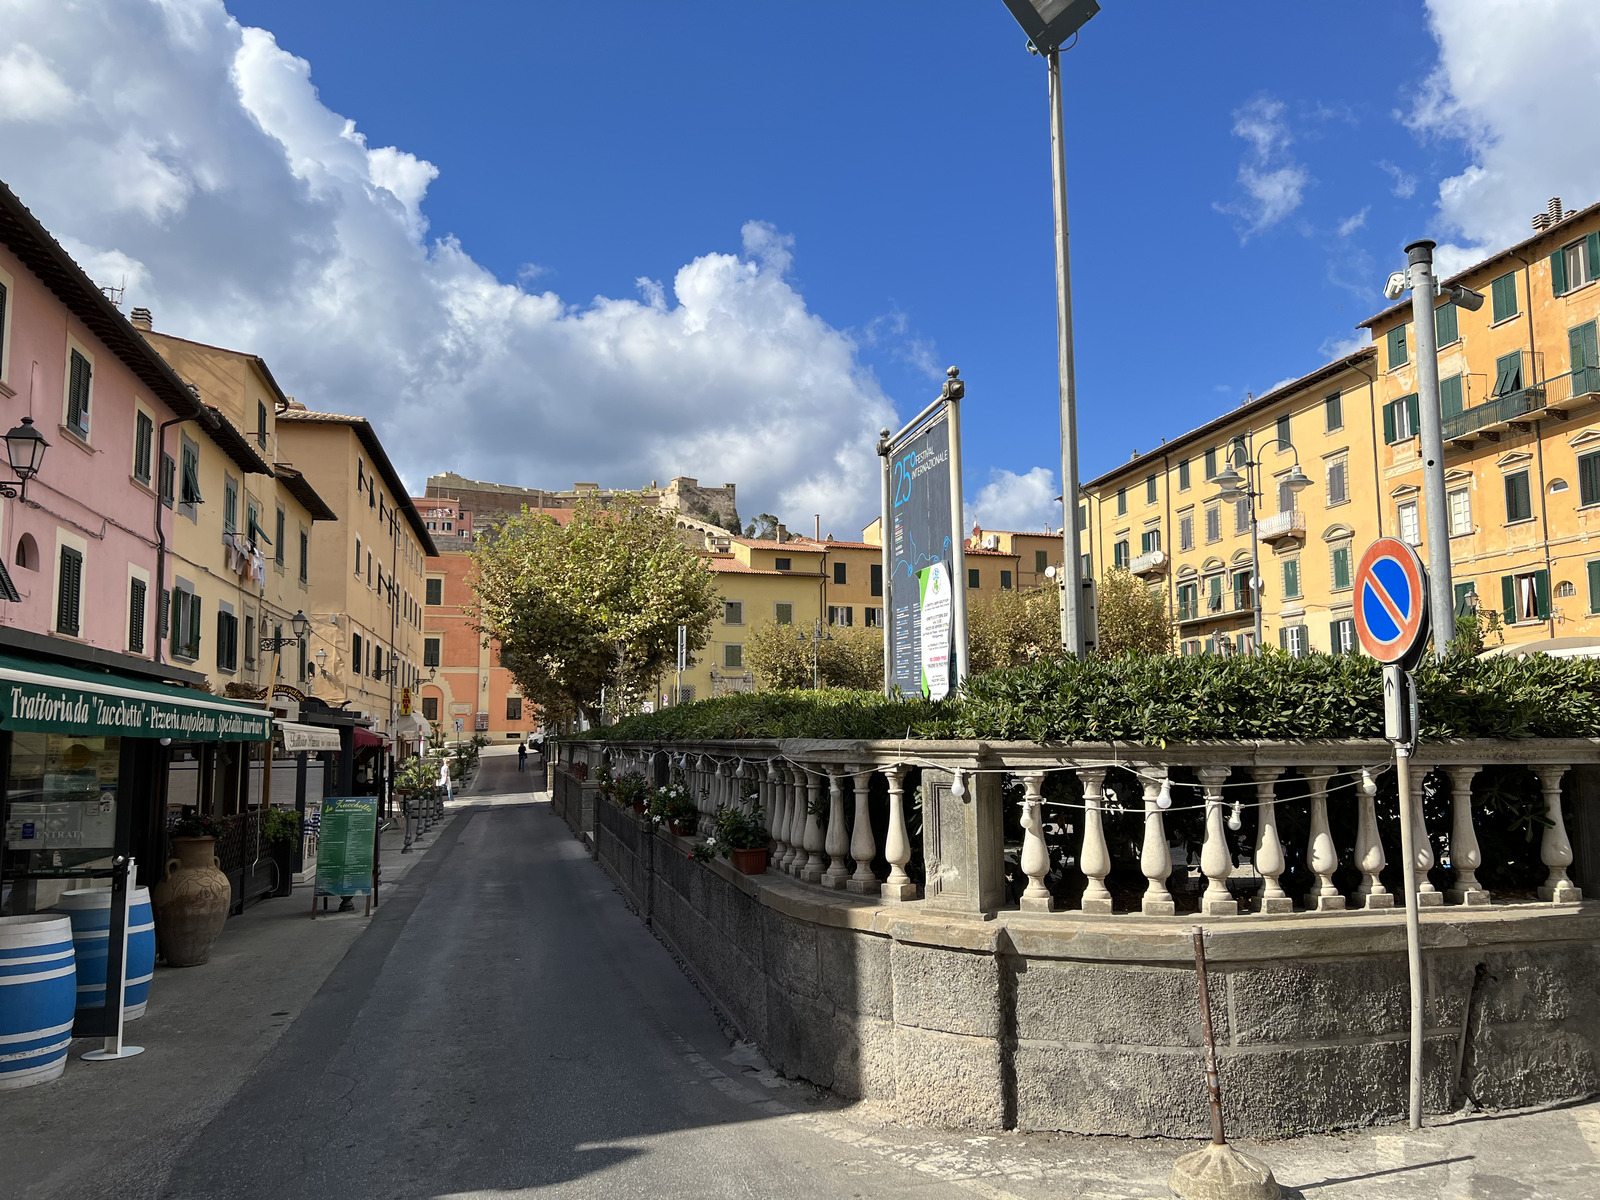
[{"x1": 556, "y1": 764, "x2": 1600, "y2": 1136}]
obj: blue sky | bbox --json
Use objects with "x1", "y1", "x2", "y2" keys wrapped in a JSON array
[{"x1": 3, "y1": 0, "x2": 1591, "y2": 534}]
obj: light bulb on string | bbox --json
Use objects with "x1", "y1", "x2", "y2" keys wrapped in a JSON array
[
  {"x1": 1227, "y1": 802, "x2": 1243, "y2": 832},
  {"x1": 949, "y1": 768, "x2": 966, "y2": 799},
  {"x1": 1156, "y1": 778, "x2": 1173, "y2": 810},
  {"x1": 1361, "y1": 768, "x2": 1378, "y2": 796},
  {"x1": 736, "y1": 759, "x2": 746, "y2": 778}
]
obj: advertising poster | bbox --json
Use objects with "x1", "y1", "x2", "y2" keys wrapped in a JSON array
[
  {"x1": 888, "y1": 415, "x2": 954, "y2": 697},
  {"x1": 918, "y1": 563, "x2": 952, "y2": 700},
  {"x1": 314, "y1": 797, "x2": 376, "y2": 897}
]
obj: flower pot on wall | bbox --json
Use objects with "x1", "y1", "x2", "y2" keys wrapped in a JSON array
[
  {"x1": 668, "y1": 819, "x2": 691, "y2": 837},
  {"x1": 731, "y1": 847, "x2": 769, "y2": 875},
  {"x1": 150, "y1": 837, "x2": 231, "y2": 967}
]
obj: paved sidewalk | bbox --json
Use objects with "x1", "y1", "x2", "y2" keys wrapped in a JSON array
[{"x1": 0, "y1": 797, "x2": 469, "y2": 1200}]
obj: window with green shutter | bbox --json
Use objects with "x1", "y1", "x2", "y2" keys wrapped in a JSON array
[
  {"x1": 1590, "y1": 560, "x2": 1600, "y2": 614},
  {"x1": 66, "y1": 350, "x2": 91, "y2": 436},
  {"x1": 968, "y1": 567, "x2": 980, "y2": 588},
  {"x1": 1204, "y1": 448, "x2": 1217, "y2": 479},
  {"x1": 1112, "y1": 541, "x2": 1127, "y2": 569},
  {"x1": 1493, "y1": 351, "x2": 1523, "y2": 396},
  {"x1": 223, "y1": 475, "x2": 238, "y2": 534},
  {"x1": 1491, "y1": 270, "x2": 1518, "y2": 323},
  {"x1": 1439, "y1": 373, "x2": 1464, "y2": 419},
  {"x1": 1178, "y1": 459, "x2": 1190, "y2": 490},
  {"x1": 1324, "y1": 390, "x2": 1343, "y2": 431},
  {"x1": 129, "y1": 577, "x2": 146, "y2": 654},
  {"x1": 56, "y1": 546, "x2": 82, "y2": 635},
  {"x1": 1141, "y1": 528, "x2": 1160, "y2": 554},
  {"x1": 1116, "y1": 487, "x2": 1126, "y2": 515},
  {"x1": 275, "y1": 508, "x2": 285, "y2": 565},
  {"x1": 1145, "y1": 474, "x2": 1157, "y2": 504},
  {"x1": 1386, "y1": 324, "x2": 1407, "y2": 369},
  {"x1": 1331, "y1": 545, "x2": 1351, "y2": 590},
  {"x1": 133, "y1": 411, "x2": 153, "y2": 484},
  {"x1": 1035, "y1": 549, "x2": 1048, "y2": 573},
  {"x1": 1276, "y1": 413, "x2": 1291, "y2": 446},
  {"x1": 1208, "y1": 573, "x2": 1223, "y2": 610},
  {"x1": 1505, "y1": 470, "x2": 1532, "y2": 522},
  {"x1": 1384, "y1": 394, "x2": 1420, "y2": 443},
  {"x1": 1282, "y1": 558, "x2": 1300, "y2": 599},
  {"x1": 1434, "y1": 301, "x2": 1458, "y2": 346},
  {"x1": 1577, "y1": 450, "x2": 1600, "y2": 507},
  {"x1": 1570, "y1": 320, "x2": 1599, "y2": 395}
]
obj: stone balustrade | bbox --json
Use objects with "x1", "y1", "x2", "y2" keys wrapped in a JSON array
[
  {"x1": 563, "y1": 736, "x2": 1599, "y2": 921},
  {"x1": 549, "y1": 735, "x2": 1600, "y2": 1137}
]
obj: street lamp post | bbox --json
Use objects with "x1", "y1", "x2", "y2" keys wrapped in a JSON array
[
  {"x1": 1383, "y1": 244, "x2": 1486, "y2": 658},
  {"x1": 1212, "y1": 437, "x2": 1313, "y2": 653},
  {"x1": 1000, "y1": 0, "x2": 1102, "y2": 659},
  {"x1": 797, "y1": 619, "x2": 832, "y2": 690}
]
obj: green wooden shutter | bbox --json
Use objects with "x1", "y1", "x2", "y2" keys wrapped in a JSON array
[
  {"x1": 1552, "y1": 247, "x2": 1569, "y2": 296},
  {"x1": 1501, "y1": 575, "x2": 1516, "y2": 622},
  {"x1": 1278, "y1": 626, "x2": 1288, "y2": 651},
  {"x1": 1579, "y1": 452, "x2": 1600, "y2": 507},
  {"x1": 1435, "y1": 302, "x2": 1458, "y2": 346},
  {"x1": 1406, "y1": 393, "x2": 1420, "y2": 434},
  {"x1": 1383, "y1": 401, "x2": 1397, "y2": 444},
  {"x1": 189, "y1": 592, "x2": 202, "y2": 655},
  {"x1": 1534, "y1": 569, "x2": 1550, "y2": 619},
  {"x1": 1333, "y1": 546, "x2": 1350, "y2": 590},
  {"x1": 1589, "y1": 233, "x2": 1600, "y2": 281},
  {"x1": 1439, "y1": 374, "x2": 1464, "y2": 419},
  {"x1": 129, "y1": 578, "x2": 146, "y2": 653},
  {"x1": 1589, "y1": 560, "x2": 1600, "y2": 614},
  {"x1": 1492, "y1": 272, "x2": 1518, "y2": 323},
  {"x1": 56, "y1": 548, "x2": 81, "y2": 635},
  {"x1": 1454, "y1": 580, "x2": 1475, "y2": 616},
  {"x1": 1572, "y1": 321, "x2": 1599, "y2": 394},
  {"x1": 66, "y1": 352, "x2": 87, "y2": 431},
  {"x1": 1387, "y1": 325, "x2": 1407, "y2": 369}
]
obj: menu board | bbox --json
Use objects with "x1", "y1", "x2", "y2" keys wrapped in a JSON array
[{"x1": 314, "y1": 797, "x2": 376, "y2": 897}]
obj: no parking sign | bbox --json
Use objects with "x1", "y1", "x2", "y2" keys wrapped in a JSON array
[{"x1": 1353, "y1": 538, "x2": 1430, "y2": 666}]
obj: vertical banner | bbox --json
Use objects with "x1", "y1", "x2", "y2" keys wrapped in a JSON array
[
  {"x1": 887, "y1": 414, "x2": 955, "y2": 697},
  {"x1": 918, "y1": 563, "x2": 952, "y2": 700}
]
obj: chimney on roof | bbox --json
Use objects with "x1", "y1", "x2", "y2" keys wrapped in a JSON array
[
  {"x1": 130, "y1": 307, "x2": 152, "y2": 331},
  {"x1": 1550, "y1": 196, "x2": 1564, "y2": 223},
  {"x1": 1532, "y1": 213, "x2": 1552, "y2": 232}
]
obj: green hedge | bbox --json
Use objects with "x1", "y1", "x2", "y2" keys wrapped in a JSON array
[{"x1": 583, "y1": 652, "x2": 1600, "y2": 745}]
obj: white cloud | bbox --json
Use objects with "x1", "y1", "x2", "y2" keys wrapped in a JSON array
[
  {"x1": 1337, "y1": 206, "x2": 1370, "y2": 237},
  {"x1": 969, "y1": 467, "x2": 1059, "y2": 535},
  {"x1": 1319, "y1": 330, "x2": 1372, "y2": 360},
  {"x1": 0, "y1": 43, "x2": 77, "y2": 121},
  {"x1": 0, "y1": 0, "x2": 896, "y2": 530},
  {"x1": 1377, "y1": 159, "x2": 1418, "y2": 199},
  {"x1": 1215, "y1": 96, "x2": 1312, "y2": 237},
  {"x1": 1410, "y1": 0, "x2": 1600, "y2": 259}
]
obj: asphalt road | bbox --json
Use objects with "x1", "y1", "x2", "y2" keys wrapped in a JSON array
[{"x1": 158, "y1": 751, "x2": 986, "y2": 1200}]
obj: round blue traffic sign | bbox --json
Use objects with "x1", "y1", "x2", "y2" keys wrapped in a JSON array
[{"x1": 1354, "y1": 538, "x2": 1430, "y2": 663}]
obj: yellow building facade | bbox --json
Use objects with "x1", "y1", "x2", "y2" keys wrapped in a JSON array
[
  {"x1": 1361, "y1": 198, "x2": 1600, "y2": 652},
  {"x1": 1084, "y1": 351, "x2": 1387, "y2": 656},
  {"x1": 276, "y1": 405, "x2": 436, "y2": 737},
  {"x1": 139, "y1": 324, "x2": 338, "y2": 692}
]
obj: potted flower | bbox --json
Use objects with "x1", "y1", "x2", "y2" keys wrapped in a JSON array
[
  {"x1": 648, "y1": 782, "x2": 698, "y2": 836},
  {"x1": 151, "y1": 812, "x2": 236, "y2": 966},
  {"x1": 712, "y1": 803, "x2": 770, "y2": 875},
  {"x1": 613, "y1": 771, "x2": 650, "y2": 814},
  {"x1": 263, "y1": 807, "x2": 302, "y2": 897}
]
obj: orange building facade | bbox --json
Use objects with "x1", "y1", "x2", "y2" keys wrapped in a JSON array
[{"x1": 418, "y1": 545, "x2": 530, "y2": 744}]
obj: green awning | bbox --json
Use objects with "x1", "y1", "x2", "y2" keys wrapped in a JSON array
[{"x1": 0, "y1": 652, "x2": 271, "y2": 741}]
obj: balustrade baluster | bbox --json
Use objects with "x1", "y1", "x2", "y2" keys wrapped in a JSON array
[
  {"x1": 1444, "y1": 765, "x2": 1488, "y2": 906},
  {"x1": 1306, "y1": 769, "x2": 1344, "y2": 911},
  {"x1": 881, "y1": 765, "x2": 917, "y2": 902},
  {"x1": 1075, "y1": 768, "x2": 1113, "y2": 914},
  {"x1": 1253, "y1": 768, "x2": 1292, "y2": 914},
  {"x1": 1406, "y1": 767, "x2": 1444, "y2": 906},
  {"x1": 1535, "y1": 765, "x2": 1581, "y2": 902},
  {"x1": 1018, "y1": 772, "x2": 1057, "y2": 912},
  {"x1": 847, "y1": 768, "x2": 878, "y2": 895},
  {"x1": 786, "y1": 766, "x2": 808, "y2": 874},
  {"x1": 1198, "y1": 767, "x2": 1237, "y2": 916},
  {"x1": 1139, "y1": 771, "x2": 1176, "y2": 917},
  {"x1": 824, "y1": 769, "x2": 850, "y2": 888},
  {"x1": 1354, "y1": 768, "x2": 1392, "y2": 908},
  {"x1": 769, "y1": 763, "x2": 790, "y2": 867},
  {"x1": 801, "y1": 770, "x2": 827, "y2": 883}
]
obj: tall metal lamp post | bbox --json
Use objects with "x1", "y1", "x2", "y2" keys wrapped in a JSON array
[
  {"x1": 1382, "y1": 244, "x2": 1486, "y2": 658},
  {"x1": 1000, "y1": 0, "x2": 1102, "y2": 658},
  {"x1": 1211, "y1": 438, "x2": 1312, "y2": 654},
  {"x1": 797, "y1": 619, "x2": 832, "y2": 690}
]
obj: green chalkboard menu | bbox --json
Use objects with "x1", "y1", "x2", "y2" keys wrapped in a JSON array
[{"x1": 315, "y1": 797, "x2": 376, "y2": 897}]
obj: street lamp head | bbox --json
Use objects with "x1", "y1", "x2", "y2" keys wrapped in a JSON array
[
  {"x1": 1444, "y1": 282, "x2": 1486, "y2": 312},
  {"x1": 4, "y1": 417, "x2": 48, "y2": 483},
  {"x1": 290, "y1": 609, "x2": 310, "y2": 640},
  {"x1": 1212, "y1": 463, "x2": 1246, "y2": 498},
  {"x1": 1281, "y1": 464, "x2": 1313, "y2": 494},
  {"x1": 1000, "y1": 0, "x2": 1101, "y2": 53}
]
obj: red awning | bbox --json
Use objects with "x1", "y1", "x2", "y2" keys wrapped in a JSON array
[{"x1": 353, "y1": 727, "x2": 384, "y2": 748}]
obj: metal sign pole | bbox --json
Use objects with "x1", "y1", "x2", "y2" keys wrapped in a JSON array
[
  {"x1": 944, "y1": 374, "x2": 969, "y2": 689},
  {"x1": 82, "y1": 855, "x2": 143, "y2": 1062},
  {"x1": 878, "y1": 429, "x2": 893, "y2": 696},
  {"x1": 1386, "y1": 663, "x2": 1425, "y2": 1129}
]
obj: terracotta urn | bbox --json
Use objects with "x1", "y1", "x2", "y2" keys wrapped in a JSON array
[{"x1": 151, "y1": 837, "x2": 231, "y2": 967}]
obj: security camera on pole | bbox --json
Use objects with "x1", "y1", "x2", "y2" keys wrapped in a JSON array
[{"x1": 1381, "y1": 243, "x2": 1485, "y2": 658}]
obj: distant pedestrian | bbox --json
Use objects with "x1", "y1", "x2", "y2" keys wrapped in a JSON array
[{"x1": 517, "y1": 743, "x2": 527, "y2": 772}]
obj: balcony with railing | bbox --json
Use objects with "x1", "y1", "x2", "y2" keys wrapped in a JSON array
[
  {"x1": 1176, "y1": 588, "x2": 1251, "y2": 625},
  {"x1": 1442, "y1": 378, "x2": 1559, "y2": 445},
  {"x1": 1129, "y1": 548, "x2": 1167, "y2": 576},
  {"x1": 1256, "y1": 508, "x2": 1306, "y2": 543}
]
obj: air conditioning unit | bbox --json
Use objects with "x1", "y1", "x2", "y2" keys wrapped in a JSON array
[{"x1": 982, "y1": 534, "x2": 1000, "y2": 550}]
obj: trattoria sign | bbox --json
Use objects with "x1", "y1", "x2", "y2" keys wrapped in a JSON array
[{"x1": 0, "y1": 655, "x2": 271, "y2": 741}]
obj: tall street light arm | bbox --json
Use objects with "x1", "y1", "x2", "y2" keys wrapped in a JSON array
[{"x1": 1209, "y1": 433, "x2": 1314, "y2": 654}]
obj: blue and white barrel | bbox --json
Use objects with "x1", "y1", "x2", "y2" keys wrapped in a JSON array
[
  {"x1": 0, "y1": 914, "x2": 77, "y2": 1089},
  {"x1": 50, "y1": 887, "x2": 155, "y2": 1021}
]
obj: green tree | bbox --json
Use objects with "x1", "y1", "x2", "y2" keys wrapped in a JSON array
[
  {"x1": 744, "y1": 513, "x2": 781, "y2": 540},
  {"x1": 472, "y1": 495, "x2": 719, "y2": 723},
  {"x1": 1094, "y1": 567, "x2": 1173, "y2": 656},
  {"x1": 745, "y1": 620, "x2": 884, "y2": 691},
  {"x1": 967, "y1": 587, "x2": 1065, "y2": 673}
]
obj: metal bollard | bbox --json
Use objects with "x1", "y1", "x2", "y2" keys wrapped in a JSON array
[{"x1": 401, "y1": 797, "x2": 414, "y2": 854}]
